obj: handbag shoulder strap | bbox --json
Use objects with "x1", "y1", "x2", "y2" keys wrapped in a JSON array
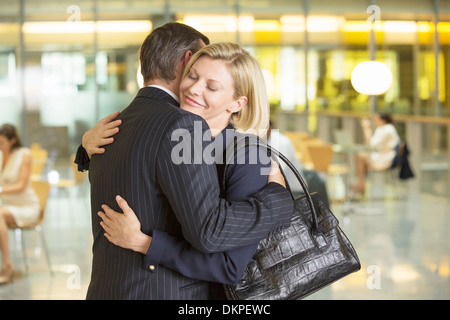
[{"x1": 223, "y1": 134, "x2": 319, "y2": 231}]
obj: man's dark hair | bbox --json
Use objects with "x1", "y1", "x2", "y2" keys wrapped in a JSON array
[{"x1": 139, "y1": 22, "x2": 210, "y2": 85}]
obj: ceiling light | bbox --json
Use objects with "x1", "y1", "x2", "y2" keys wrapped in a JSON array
[
  {"x1": 351, "y1": 61, "x2": 393, "y2": 95},
  {"x1": 22, "y1": 20, "x2": 152, "y2": 34}
]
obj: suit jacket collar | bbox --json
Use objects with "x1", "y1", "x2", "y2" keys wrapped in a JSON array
[{"x1": 136, "y1": 86, "x2": 180, "y2": 107}]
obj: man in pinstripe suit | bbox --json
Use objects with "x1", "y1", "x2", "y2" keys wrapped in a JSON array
[{"x1": 84, "y1": 23, "x2": 293, "y2": 299}]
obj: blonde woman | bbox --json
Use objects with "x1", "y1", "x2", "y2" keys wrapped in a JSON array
[
  {"x1": 85, "y1": 43, "x2": 287, "y2": 299},
  {"x1": 180, "y1": 42, "x2": 270, "y2": 139}
]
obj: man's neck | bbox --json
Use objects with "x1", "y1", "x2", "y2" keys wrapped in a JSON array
[
  {"x1": 145, "y1": 80, "x2": 180, "y2": 103},
  {"x1": 145, "y1": 80, "x2": 179, "y2": 98}
]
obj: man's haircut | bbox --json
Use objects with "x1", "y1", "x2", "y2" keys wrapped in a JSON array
[{"x1": 139, "y1": 22, "x2": 210, "y2": 84}]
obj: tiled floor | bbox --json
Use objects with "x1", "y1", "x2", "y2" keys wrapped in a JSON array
[
  {"x1": 1, "y1": 176, "x2": 449, "y2": 300},
  {"x1": 307, "y1": 195, "x2": 450, "y2": 300},
  {"x1": 0, "y1": 183, "x2": 93, "y2": 300}
]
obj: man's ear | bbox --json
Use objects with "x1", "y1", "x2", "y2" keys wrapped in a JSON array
[{"x1": 184, "y1": 51, "x2": 193, "y2": 66}]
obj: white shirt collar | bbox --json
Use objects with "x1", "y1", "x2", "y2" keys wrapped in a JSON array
[{"x1": 146, "y1": 85, "x2": 179, "y2": 103}]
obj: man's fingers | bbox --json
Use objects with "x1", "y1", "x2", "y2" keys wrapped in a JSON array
[
  {"x1": 103, "y1": 232, "x2": 114, "y2": 244},
  {"x1": 98, "y1": 210, "x2": 113, "y2": 235},
  {"x1": 98, "y1": 206, "x2": 112, "y2": 221},
  {"x1": 116, "y1": 195, "x2": 133, "y2": 215},
  {"x1": 100, "y1": 220, "x2": 112, "y2": 235},
  {"x1": 102, "y1": 204, "x2": 122, "y2": 220}
]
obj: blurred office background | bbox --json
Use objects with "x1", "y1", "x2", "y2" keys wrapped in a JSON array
[
  {"x1": 0, "y1": 0, "x2": 449, "y2": 299},
  {"x1": 1, "y1": 0, "x2": 450, "y2": 196}
]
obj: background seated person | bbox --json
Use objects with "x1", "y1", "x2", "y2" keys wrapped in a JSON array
[{"x1": 351, "y1": 112, "x2": 400, "y2": 195}]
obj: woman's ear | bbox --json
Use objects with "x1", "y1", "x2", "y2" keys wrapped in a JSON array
[{"x1": 230, "y1": 96, "x2": 248, "y2": 113}]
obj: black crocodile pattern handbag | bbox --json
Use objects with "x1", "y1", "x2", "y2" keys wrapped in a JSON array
[{"x1": 224, "y1": 139, "x2": 361, "y2": 300}]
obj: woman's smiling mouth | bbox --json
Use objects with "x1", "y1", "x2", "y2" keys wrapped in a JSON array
[{"x1": 184, "y1": 96, "x2": 205, "y2": 108}]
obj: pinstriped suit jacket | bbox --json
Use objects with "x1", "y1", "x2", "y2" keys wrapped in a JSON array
[{"x1": 86, "y1": 87, "x2": 293, "y2": 299}]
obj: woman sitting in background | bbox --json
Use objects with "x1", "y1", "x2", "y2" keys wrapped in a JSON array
[
  {"x1": 0, "y1": 124, "x2": 40, "y2": 284},
  {"x1": 351, "y1": 112, "x2": 400, "y2": 195}
]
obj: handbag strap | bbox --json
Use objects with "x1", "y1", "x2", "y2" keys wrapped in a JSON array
[{"x1": 222, "y1": 135, "x2": 319, "y2": 231}]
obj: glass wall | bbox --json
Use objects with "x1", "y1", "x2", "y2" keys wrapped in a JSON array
[
  {"x1": 0, "y1": 0, "x2": 449, "y2": 158},
  {"x1": 0, "y1": 1, "x2": 20, "y2": 130}
]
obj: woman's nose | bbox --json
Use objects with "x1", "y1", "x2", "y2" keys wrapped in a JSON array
[{"x1": 189, "y1": 80, "x2": 203, "y2": 96}]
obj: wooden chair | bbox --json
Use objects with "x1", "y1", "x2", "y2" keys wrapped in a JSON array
[
  {"x1": 307, "y1": 144, "x2": 335, "y2": 172},
  {"x1": 10, "y1": 180, "x2": 53, "y2": 275},
  {"x1": 297, "y1": 138, "x2": 325, "y2": 169},
  {"x1": 283, "y1": 131, "x2": 311, "y2": 142},
  {"x1": 55, "y1": 154, "x2": 86, "y2": 189},
  {"x1": 30, "y1": 147, "x2": 48, "y2": 181},
  {"x1": 283, "y1": 131, "x2": 312, "y2": 161}
]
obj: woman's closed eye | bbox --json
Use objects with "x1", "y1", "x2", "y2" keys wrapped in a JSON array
[
  {"x1": 206, "y1": 79, "x2": 223, "y2": 92},
  {"x1": 187, "y1": 73, "x2": 197, "y2": 80}
]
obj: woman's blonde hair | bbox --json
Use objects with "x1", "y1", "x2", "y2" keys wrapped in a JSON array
[{"x1": 183, "y1": 42, "x2": 270, "y2": 139}]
